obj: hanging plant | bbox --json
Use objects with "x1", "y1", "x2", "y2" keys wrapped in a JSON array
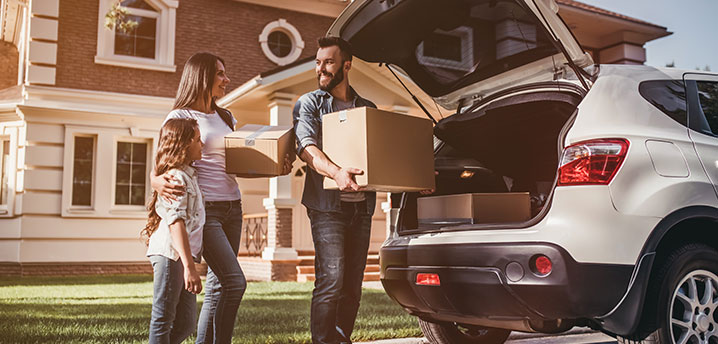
[{"x1": 104, "y1": 1, "x2": 138, "y2": 34}]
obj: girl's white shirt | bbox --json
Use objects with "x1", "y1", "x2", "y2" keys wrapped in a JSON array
[
  {"x1": 164, "y1": 108, "x2": 241, "y2": 201},
  {"x1": 147, "y1": 166, "x2": 205, "y2": 261}
]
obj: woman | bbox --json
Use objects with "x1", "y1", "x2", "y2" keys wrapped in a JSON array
[{"x1": 152, "y1": 52, "x2": 253, "y2": 344}]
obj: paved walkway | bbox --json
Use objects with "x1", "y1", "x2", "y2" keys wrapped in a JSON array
[{"x1": 359, "y1": 282, "x2": 617, "y2": 344}]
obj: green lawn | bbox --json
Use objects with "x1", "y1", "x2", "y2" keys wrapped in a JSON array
[{"x1": 0, "y1": 275, "x2": 422, "y2": 344}]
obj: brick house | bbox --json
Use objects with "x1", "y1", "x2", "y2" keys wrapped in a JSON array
[{"x1": 0, "y1": 0, "x2": 670, "y2": 279}]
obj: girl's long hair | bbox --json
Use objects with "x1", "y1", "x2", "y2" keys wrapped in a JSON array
[
  {"x1": 141, "y1": 118, "x2": 198, "y2": 245},
  {"x1": 173, "y1": 52, "x2": 232, "y2": 128}
]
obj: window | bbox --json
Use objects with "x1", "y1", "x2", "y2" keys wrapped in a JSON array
[
  {"x1": 95, "y1": 0, "x2": 177, "y2": 72},
  {"x1": 259, "y1": 19, "x2": 305, "y2": 66},
  {"x1": 417, "y1": 26, "x2": 474, "y2": 74},
  {"x1": 0, "y1": 138, "x2": 9, "y2": 206},
  {"x1": 697, "y1": 81, "x2": 718, "y2": 135},
  {"x1": 268, "y1": 31, "x2": 292, "y2": 58},
  {"x1": 639, "y1": 80, "x2": 687, "y2": 126},
  {"x1": 114, "y1": 14, "x2": 157, "y2": 59},
  {"x1": 62, "y1": 126, "x2": 157, "y2": 218},
  {"x1": 71, "y1": 136, "x2": 95, "y2": 206},
  {"x1": 115, "y1": 141, "x2": 148, "y2": 206}
]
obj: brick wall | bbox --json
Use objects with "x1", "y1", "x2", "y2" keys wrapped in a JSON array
[
  {"x1": 0, "y1": 41, "x2": 18, "y2": 90},
  {"x1": 0, "y1": 262, "x2": 209, "y2": 277},
  {"x1": 56, "y1": 0, "x2": 334, "y2": 98}
]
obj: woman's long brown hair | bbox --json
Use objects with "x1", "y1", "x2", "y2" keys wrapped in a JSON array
[
  {"x1": 173, "y1": 52, "x2": 233, "y2": 129},
  {"x1": 141, "y1": 118, "x2": 198, "y2": 245}
]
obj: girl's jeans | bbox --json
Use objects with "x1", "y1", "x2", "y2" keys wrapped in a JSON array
[
  {"x1": 195, "y1": 199, "x2": 246, "y2": 344},
  {"x1": 149, "y1": 255, "x2": 197, "y2": 344}
]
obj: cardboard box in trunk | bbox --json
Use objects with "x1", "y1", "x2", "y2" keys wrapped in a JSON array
[
  {"x1": 417, "y1": 193, "x2": 531, "y2": 224},
  {"x1": 322, "y1": 107, "x2": 435, "y2": 192},
  {"x1": 225, "y1": 124, "x2": 295, "y2": 178}
]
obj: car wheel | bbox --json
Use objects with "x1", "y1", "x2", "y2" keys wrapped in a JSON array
[
  {"x1": 619, "y1": 243, "x2": 718, "y2": 344},
  {"x1": 419, "y1": 318, "x2": 511, "y2": 344}
]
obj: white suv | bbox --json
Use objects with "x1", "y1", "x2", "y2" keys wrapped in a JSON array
[{"x1": 329, "y1": 0, "x2": 718, "y2": 343}]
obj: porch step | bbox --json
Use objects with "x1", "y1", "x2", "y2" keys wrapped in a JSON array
[{"x1": 296, "y1": 254, "x2": 380, "y2": 283}]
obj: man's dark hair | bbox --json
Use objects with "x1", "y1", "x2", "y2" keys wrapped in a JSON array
[{"x1": 318, "y1": 36, "x2": 353, "y2": 62}]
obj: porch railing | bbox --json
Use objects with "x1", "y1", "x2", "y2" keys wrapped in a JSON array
[{"x1": 239, "y1": 213, "x2": 268, "y2": 257}]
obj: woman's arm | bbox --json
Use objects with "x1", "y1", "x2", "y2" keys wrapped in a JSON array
[
  {"x1": 151, "y1": 167, "x2": 185, "y2": 201},
  {"x1": 168, "y1": 219, "x2": 202, "y2": 294}
]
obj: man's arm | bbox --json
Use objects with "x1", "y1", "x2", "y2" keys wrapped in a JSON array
[{"x1": 299, "y1": 145, "x2": 363, "y2": 192}]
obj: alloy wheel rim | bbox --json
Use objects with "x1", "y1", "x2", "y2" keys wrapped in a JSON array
[{"x1": 669, "y1": 269, "x2": 718, "y2": 344}]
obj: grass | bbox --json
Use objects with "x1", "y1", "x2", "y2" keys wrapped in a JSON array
[{"x1": 0, "y1": 275, "x2": 422, "y2": 344}]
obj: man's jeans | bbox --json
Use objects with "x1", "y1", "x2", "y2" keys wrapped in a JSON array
[
  {"x1": 195, "y1": 200, "x2": 246, "y2": 344},
  {"x1": 308, "y1": 201, "x2": 372, "y2": 344},
  {"x1": 149, "y1": 255, "x2": 197, "y2": 344}
]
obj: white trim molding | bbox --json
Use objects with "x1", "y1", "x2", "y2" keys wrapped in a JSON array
[
  {"x1": 259, "y1": 19, "x2": 304, "y2": 66},
  {"x1": 95, "y1": 0, "x2": 177, "y2": 72}
]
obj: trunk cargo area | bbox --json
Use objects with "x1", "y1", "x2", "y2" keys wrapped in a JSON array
[{"x1": 399, "y1": 90, "x2": 583, "y2": 232}]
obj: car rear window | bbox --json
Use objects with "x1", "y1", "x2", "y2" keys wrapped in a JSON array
[{"x1": 638, "y1": 80, "x2": 687, "y2": 126}]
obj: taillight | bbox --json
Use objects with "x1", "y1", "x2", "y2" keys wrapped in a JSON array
[
  {"x1": 530, "y1": 255, "x2": 552, "y2": 276},
  {"x1": 558, "y1": 139, "x2": 629, "y2": 186},
  {"x1": 416, "y1": 273, "x2": 440, "y2": 286}
]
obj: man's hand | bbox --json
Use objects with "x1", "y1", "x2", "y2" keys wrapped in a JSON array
[
  {"x1": 150, "y1": 172, "x2": 185, "y2": 202},
  {"x1": 419, "y1": 171, "x2": 439, "y2": 195},
  {"x1": 184, "y1": 266, "x2": 202, "y2": 294},
  {"x1": 332, "y1": 167, "x2": 364, "y2": 192},
  {"x1": 280, "y1": 153, "x2": 294, "y2": 176}
]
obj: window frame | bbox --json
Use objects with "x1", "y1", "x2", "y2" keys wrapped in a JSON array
[
  {"x1": 259, "y1": 19, "x2": 305, "y2": 66},
  {"x1": 0, "y1": 131, "x2": 17, "y2": 217},
  {"x1": 95, "y1": 0, "x2": 177, "y2": 72},
  {"x1": 111, "y1": 137, "x2": 151, "y2": 211}
]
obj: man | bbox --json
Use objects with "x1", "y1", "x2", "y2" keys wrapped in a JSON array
[{"x1": 292, "y1": 36, "x2": 376, "y2": 344}]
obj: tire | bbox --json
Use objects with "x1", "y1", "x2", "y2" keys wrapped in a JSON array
[
  {"x1": 618, "y1": 243, "x2": 718, "y2": 344},
  {"x1": 419, "y1": 318, "x2": 511, "y2": 344}
]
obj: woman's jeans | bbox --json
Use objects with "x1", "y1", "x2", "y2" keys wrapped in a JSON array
[
  {"x1": 195, "y1": 199, "x2": 246, "y2": 344},
  {"x1": 149, "y1": 255, "x2": 197, "y2": 344},
  {"x1": 308, "y1": 201, "x2": 372, "y2": 344}
]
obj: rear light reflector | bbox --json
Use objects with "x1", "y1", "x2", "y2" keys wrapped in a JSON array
[
  {"x1": 558, "y1": 139, "x2": 629, "y2": 186},
  {"x1": 531, "y1": 255, "x2": 552, "y2": 276},
  {"x1": 416, "y1": 273, "x2": 440, "y2": 286}
]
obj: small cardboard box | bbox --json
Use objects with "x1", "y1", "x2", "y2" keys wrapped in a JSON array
[
  {"x1": 225, "y1": 124, "x2": 295, "y2": 177},
  {"x1": 417, "y1": 193, "x2": 531, "y2": 224},
  {"x1": 322, "y1": 107, "x2": 435, "y2": 192}
]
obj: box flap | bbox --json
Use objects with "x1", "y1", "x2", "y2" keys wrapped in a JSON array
[{"x1": 226, "y1": 124, "x2": 294, "y2": 140}]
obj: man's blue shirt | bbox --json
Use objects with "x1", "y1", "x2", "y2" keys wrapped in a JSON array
[{"x1": 292, "y1": 87, "x2": 377, "y2": 215}]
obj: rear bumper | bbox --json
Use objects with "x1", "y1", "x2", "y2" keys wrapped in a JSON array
[{"x1": 380, "y1": 242, "x2": 633, "y2": 327}]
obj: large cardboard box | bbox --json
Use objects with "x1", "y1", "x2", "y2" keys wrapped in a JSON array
[
  {"x1": 322, "y1": 107, "x2": 435, "y2": 192},
  {"x1": 417, "y1": 193, "x2": 531, "y2": 224},
  {"x1": 225, "y1": 124, "x2": 295, "y2": 177}
]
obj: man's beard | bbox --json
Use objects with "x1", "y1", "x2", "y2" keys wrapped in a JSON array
[{"x1": 318, "y1": 66, "x2": 344, "y2": 92}]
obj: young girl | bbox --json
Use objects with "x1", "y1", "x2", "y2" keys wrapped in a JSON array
[{"x1": 143, "y1": 118, "x2": 204, "y2": 344}]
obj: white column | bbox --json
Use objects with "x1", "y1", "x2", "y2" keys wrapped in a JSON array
[
  {"x1": 381, "y1": 193, "x2": 392, "y2": 238},
  {"x1": 267, "y1": 92, "x2": 295, "y2": 199},
  {"x1": 262, "y1": 92, "x2": 298, "y2": 261}
]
